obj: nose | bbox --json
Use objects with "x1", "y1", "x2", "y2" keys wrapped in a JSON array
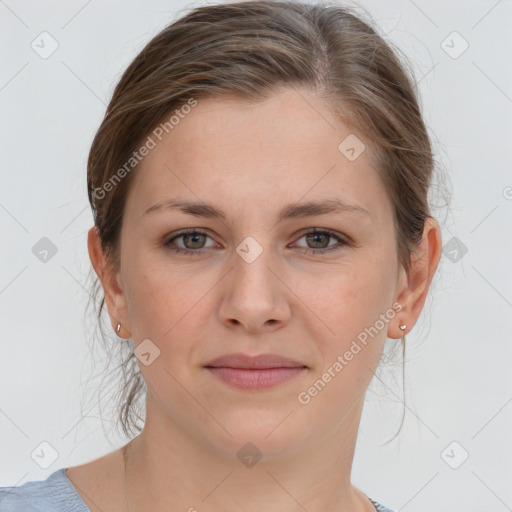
[{"x1": 218, "y1": 238, "x2": 291, "y2": 333}]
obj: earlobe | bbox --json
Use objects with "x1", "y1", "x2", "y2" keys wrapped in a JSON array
[{"x1": 390, "y1": 217, "x2": 442, "y2": 339}]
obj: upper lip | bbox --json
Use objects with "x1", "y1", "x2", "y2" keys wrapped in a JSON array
[{"x1": 204, "y1": 353, "x2": 307, "y2": 369}]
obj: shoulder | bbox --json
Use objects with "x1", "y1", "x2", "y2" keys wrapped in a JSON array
[
  {"x1": 0, "y1": 468, "x2": 89, "y2": 512},
  {"x1": 368, "y1": 496, "x2": 396, "y2": 512}
]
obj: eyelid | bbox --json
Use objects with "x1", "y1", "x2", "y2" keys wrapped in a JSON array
[
  {"x1": 164, "y1": 227, "x2": 351, "y2": 255},
  {"x1": 293, "y1": 227, "x2": 349, "y2": 244},
  {"x1": 164, "y1": 228, "x2": 216, "y2": 248},
  {"x1": 291, "y1": 228, "x2": 350, "y2": 254}
]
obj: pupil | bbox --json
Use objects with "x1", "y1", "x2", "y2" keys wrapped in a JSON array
[
  {"x1": 186, "y1": 233, "x2": 204, "y2": 248},
  {"x1": 308, "y1": 233, "x2": 327, "y2": 248}
]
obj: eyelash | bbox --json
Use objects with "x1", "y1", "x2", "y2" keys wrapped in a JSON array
[{"x1": 163, "y1": 228, "x2": 350, "y2": 256}]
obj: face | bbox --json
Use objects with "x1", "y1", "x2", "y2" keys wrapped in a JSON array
[{"x1": 106, "y1": 87, "x2": 407, "y2": 457}]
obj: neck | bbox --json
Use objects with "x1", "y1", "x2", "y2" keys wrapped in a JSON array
[{"x1": 121, "y1": 397, "x2": 375, "y2": 512}]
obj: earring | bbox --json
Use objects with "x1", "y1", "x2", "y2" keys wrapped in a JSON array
[
  {"x1": 116, "y1": 323, "x2": 121, "y2": 334},
  {"x1": 399, "y1": 324, "x2": 407, "y2": 331}
]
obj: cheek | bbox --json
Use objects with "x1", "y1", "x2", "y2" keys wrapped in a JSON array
[
  {"x1": 300, "y1": 259, "x2": 392, "y2": 335},
  {"x1": 295, "y1": 267, "x2": 394, "y2": 412},
  {"x1": 125, "y1": 270, "x2": 193, "y2": 336},
  {"x1": 123, "y1": 271, "x2": 198, "y2": 385},
  {"x1": 123, "y1": 259, "x2": 219, "y2": 370},
  {"x1": 295, "y1": 257, "x2": 397, "y2": 392}
]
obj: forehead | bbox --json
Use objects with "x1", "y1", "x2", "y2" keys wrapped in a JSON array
[{"x1": 125, "y1": 87, "x2": 390, "y2": 221}]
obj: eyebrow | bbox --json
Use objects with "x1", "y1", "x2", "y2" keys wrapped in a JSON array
[{"x1": 142, "y1": 196, "x2": 370, "y2": 221}]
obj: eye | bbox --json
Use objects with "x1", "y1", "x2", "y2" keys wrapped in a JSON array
[
  {"x1": 163, "y1": 228, "x2": 350, "y2": 256},
  {"x1": 163, "y1": 229, "x2": 216, "y2": 255},
  {"x1": 293, "y1": 228, "x2": 350, "y2": 255}
]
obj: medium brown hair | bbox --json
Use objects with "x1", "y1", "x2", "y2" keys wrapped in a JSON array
[{"x1": 85, "y1": 0, "x2": 446, "y2": 439}]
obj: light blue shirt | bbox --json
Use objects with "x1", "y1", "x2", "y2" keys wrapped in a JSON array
[{"x1": 0, "y1": 468, "x2": 396, "y2": 511}]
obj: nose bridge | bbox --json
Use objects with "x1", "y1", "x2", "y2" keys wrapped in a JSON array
[
  {"x1": 232, "y1": 233, "x2": 277, "y2": 299},
  {"x1": 220, "y1": 232, "x2": 289, "y2": 330}
]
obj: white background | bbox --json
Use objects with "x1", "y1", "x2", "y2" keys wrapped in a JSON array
[{"x1": 1, "y1": 1, "x2": 511, "y2": 510}]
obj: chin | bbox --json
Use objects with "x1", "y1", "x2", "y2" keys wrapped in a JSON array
[{"x1": 202, "y1": 409, "x2": 308, "y2": 461}]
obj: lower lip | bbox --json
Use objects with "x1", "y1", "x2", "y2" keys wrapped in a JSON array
[{"x1": 206, "y1": 367, "x2": 307, "y2": 390}]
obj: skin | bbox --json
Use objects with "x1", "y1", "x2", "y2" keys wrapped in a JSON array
[{"x1": 70, "y1": 86, "x2": 442, "y2": 512}]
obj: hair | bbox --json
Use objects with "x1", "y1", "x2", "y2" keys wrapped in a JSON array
[{"x1": 84, "y1": 0, "x2": 449, "y2": 441}]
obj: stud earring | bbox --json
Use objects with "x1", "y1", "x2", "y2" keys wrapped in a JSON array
[
  {"x1": 399, "y1": 324, "x2": 407, "y2": 331},
  {"x1": 116, "y1": 323, "x2": 121, "y2": 334}
]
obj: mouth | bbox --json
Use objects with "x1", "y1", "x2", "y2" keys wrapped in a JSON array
[
  {"x1": 204, "y1": 353, "x2": 308, "y2": 390},
  {"x1": 205, "y1": 367, "x2": 307, "y2": 390}
]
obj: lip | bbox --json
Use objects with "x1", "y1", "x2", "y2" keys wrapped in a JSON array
[
  {"x1": 204, "y1": 353, "x2": 307, "y2": 370},
  {"x1": 206, "y1": 367, "x2": 307, "y2": 390},
  {"x1": 204, "y1": 353, "x2": 308, "y2": 390}
]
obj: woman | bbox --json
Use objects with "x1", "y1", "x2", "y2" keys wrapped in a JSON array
[{"x1": 0, "y1": 1, "x2": 442, "y2": 511}]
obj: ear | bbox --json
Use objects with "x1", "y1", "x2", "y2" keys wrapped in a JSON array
[
  {"x1": 389, "y1": 217, "x2": 442, "y2": 339},
  {"x1": 87, "y1": 225, "x2": 131, "y2": 338}
]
